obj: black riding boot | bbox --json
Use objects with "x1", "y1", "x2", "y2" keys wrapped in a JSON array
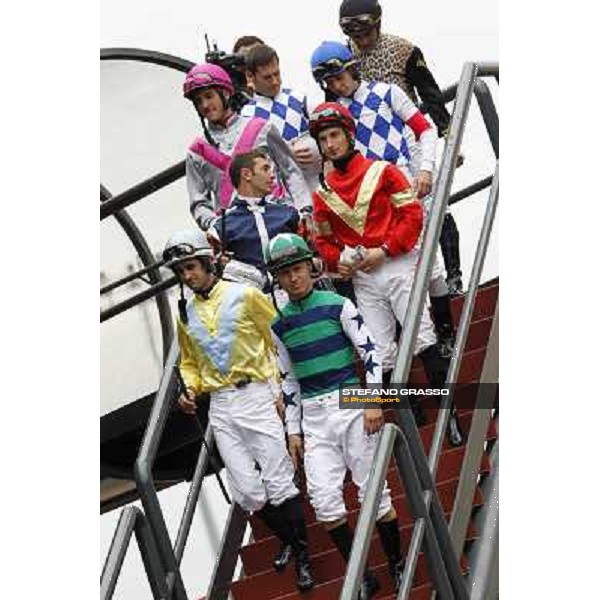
[
  {"x1": 328, "y1": 522, "x2": 380, "y2": 600},
  {"x1": 281, "y1": 495, "x2": 314, "y2": 591},
  {"x1": 255, "y1": 502, "x2": 293, "y2": 572},
  {"x1": 376, "y1": 518, "x2": 405, "y2": 592},
  {"x1": 418, "y1": 345, "x2": 464, "y2": 446},
  {"x1": 430, "y1": 294, "x2": 457, "y2": 359},
  {"x1": 440, "y1": 213, "x2": 463, "y2": 296}
]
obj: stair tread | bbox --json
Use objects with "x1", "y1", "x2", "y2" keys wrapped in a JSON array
[
  {"x1": 233, "y1": 546, "x2": 468, "y2": 600},
  {"x1": 249, "y1": 445, "x2": 491, "y2": 540}
]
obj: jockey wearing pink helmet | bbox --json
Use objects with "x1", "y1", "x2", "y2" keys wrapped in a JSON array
[{"x1": 183, "y1": 62, "x2": 313, "y2": 232}]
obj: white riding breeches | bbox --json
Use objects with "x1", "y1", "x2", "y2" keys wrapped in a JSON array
[
  {"x1": 352, "y1": 251, "x2": 437, "y2": 370},
  {"x1": 209, "y1": 381, "x2": 298, "y2": 512},
  {"x1": 301, "y1": 392, "x2": 392, "y2": 523}
]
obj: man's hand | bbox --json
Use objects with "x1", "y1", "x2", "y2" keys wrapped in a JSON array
[
  {"x1": 456, "y1": 153, "x2": 465, "y2": 168},
  {"x1": 178, "y1": 388, "x2": 197, "y2": 415},
  {"x1": 415, "y1": 170, "x2": 433, "y2": 199},
  {"x1": 298, "y1": 214, "x2": 314, "y2": 239},
  {"x1": 217, "y1": 252, "x2": 232, "y2": 267},
  {"x1": 356, "y1": 248, "x2": 387, "y2": 273},
  {"x1": 288, "y1": 434, "x2": 304, "y2": 470},
  {"x1": 292, "y1": 144, "x2": 317, "y2": 167},
  {"x1": 274, "y1": 392, "x2": 285, "y2": 421},
  {"x1": 338, "y1": 261, "x2": 356, "y2": 279},
  {"x1": 364, "y1": 408, "x2": 384, "y2": 434}
]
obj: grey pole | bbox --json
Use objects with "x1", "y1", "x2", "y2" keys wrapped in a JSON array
[
  {"x1": 473, "y1": 79, "x2": 499, "y2": 158},
  {"x1": 174, "y1": 427, "x2": 216, "y2": 564},
  {"x1": 427, "y1": 162, "x2": 499, "y2": 478},
  {"x1": 448, "y1": 304, "x2": 499, "y2": 556},
  {"x1": 389, "y1": 62, "x2": 479, "y2": 600},
  {"x1": 340, "y1": 425, "x2": 396, "y2": 599},
  {"x1": 134, "y1": 339, "x2": 189, "y2": 600}
]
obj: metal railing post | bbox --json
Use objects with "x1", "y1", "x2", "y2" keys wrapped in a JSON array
[
  {"x1": 174, "y1": 427, "x2": 217, "y2": 564},
  {"x1": 427, "y1": 162, "x2": 499, "y2": 479},
  {"x1": 466, "y1": 449, "x2": 499, "y2": 600},
  {"x1": 473, "y1": 79, "x2": 499, "y2": 158},
  {"x1": 387, "y1": 62, "x2": 480, "y2": 600},
  {"x1": 206, "y1": 503, "x2": 248, "y2": 600},
  {"x1": 448, "y1": 304, "x2": 499, "y2": 556},
  {"x1": 341, "y1": 424, "x2": 454, "y2": 600},
  {"x1": 134, "y1": 339, "x2": 189, "y2": 599}
]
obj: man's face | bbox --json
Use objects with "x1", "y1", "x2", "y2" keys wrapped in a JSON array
[
  {"x1": 249, "y1": 59, "x2": 282, "y2": 97},
  {"x1": 276, "y1": 261, "x2": 313, "y2": 300},
  {"x1": 174, "y1": 258, "x2": 212, "y2": 293},
  {"x1": 349, "y1": 27, "x2": 379, "y2": 52},
  {"x1": 317, "y1": 126, "x2": 351, "y2": 161},
  {"x1": 243, "y1": 156, "x2": 274, "y2": 196},
  {"x1": 192, "y1": 88, "x2": 227, "y2": 123},
  {"x1": 325, "y1": 71, "x2": 359, "y2": 98}
]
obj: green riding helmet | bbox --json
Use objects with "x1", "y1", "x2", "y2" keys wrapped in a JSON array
[{"x1": 266, "y1": 233, "x2": 314, "y2": 273}]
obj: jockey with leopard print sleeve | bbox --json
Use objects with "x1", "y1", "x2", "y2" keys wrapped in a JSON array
[
  {"x1": 338, "y1": 0, "x2": 465, "y2": 297},
  {"x1": 339, "y1": 0, "x2": 451, "y2": 138}
]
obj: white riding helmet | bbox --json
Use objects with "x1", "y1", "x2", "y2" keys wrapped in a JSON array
[{"x1": 162, "y1": 229, "x2": 214, "y2": 269}]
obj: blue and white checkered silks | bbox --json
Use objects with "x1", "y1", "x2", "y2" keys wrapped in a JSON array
[
  {"x1": 339, "y1": 81, "x2": 412, "y2": 167},
  {"x1": 241, "y1": 88, "x2": 309, "y2": 142}
]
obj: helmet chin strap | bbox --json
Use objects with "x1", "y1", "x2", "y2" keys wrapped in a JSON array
[
  {"x1": 192, "y1": 89, "x2": 232, "y2": 148},
  {"x1": 178, "y1": 282, "x2": 189, "y2": 324}
]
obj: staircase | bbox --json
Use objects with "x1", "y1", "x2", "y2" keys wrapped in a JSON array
[{"x1": 219, "y1": 282, "x2": 498, "y2": 600}]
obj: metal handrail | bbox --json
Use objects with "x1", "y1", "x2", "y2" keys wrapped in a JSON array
[
  {"x1": 448, "y1": 303, "x2": 499, "y2": 558},
  {"x1": 134, "y1": 339, "x2": 189, "y2": 599},
  {"x1": 428, "y1": 164, "x2": 498, "y2": 479},
  {"x1": 101, "y1": 260, "x2": 168, "y2": 295},
  {"x1": 340, "y1": 61, "x2": 499, "y2": 599},
  {"x1": 100, "y1": 160, "x2": 186, "y2": 221},
  {"x1": 100, "y1": 275, "x2": 178, "y2": 322},
  {"x1": 101, "y1": 185, "x2": 175, "y2": 362},
  {"x1": 101, "y1": 336, "x2": 235, "y2": 600},
  {"x1": 341, "y1": 424, "x2": 455, "y2": 599}
]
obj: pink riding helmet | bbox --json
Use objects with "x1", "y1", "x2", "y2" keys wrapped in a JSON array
[{"x1": 183, "y1": 63, "x2": 235, "y2": 99}]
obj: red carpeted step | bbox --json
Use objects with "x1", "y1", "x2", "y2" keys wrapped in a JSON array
[
  {"x1": 242, "y1": 482, "x2": 481, "y2": 577},
  {"x1": 409, "y1": 346, "x2": 487, "y2": 385},
  {"x1": 235, "y1": 544, "x2": 468, "y2": 600},
  {"x1": 379, "y1": 582, "x2": 433, "y2": 600},
  {"x1": 450, "y1": 284, "x2": 498, "y2": 324},
  {"x1": 249, "y1": 448, "x2": 490, "y2": 541},
  {"x1": 382, "y1": 408, "x2": 498, "y2": 451}
]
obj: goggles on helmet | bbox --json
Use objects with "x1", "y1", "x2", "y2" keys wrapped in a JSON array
[
  {"x1": 312, "y1": 106, "x2": 347, "y2": 121},
  {"x1": 340, "y1": 13, "x2": 380, "y2": 35},
  {"x1": 312, "y1": 57, "x2": 356, "y2": 82},
  {"x1": 163, "y1": 244, "x2": 204, "y2": 263}
]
